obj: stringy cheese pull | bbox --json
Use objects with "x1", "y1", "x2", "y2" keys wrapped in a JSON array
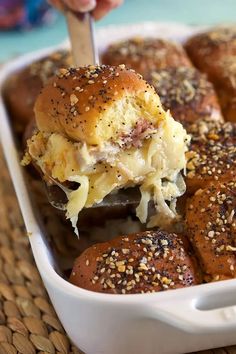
[{"x1": 66, "y1": 175, "x2": 89, "y2": 235}]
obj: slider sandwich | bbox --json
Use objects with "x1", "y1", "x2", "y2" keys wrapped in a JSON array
[{"x1": 23, "y1": 65, "x2": 189, "y2": 233}]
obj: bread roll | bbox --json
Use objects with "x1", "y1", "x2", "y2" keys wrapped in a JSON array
[
  {"x1": 185, "y1": 25, "x2": 236, "y2": 76},
  {"x1": 209, "y1": 55, "x2": 236, "y2": 122},
  {"x1": 34, "y1": 65, "x2": 165, "y2": 146},
  {"x1": 102, "y1": 37, "x2": 192, "y2": 79},
  {"x1": 185, "y1": 25, "x2": 236, "y2": 122},
  {"x1": 4, "y1": 50, "x2": 72, "y2": 132},
  {"x1": 186, "y1": 181, "x2": 236, "y2": 282},
  {"x1": 70, "y1": 230, "x2": 202, "y2": 294},
  {"x1": 185, "y1": 118, "x2": 236, "y2": 195},
  {"x1": 24, "y1": 64, "x2": 189, "y2": 232},
  {"x1": 148, "y1": 67, "x2": 223, "y2": 127}
]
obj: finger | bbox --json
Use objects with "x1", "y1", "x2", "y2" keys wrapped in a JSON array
[
  {"x1": 92, "y1": 0, "x2": 123, "y2": 20},
  {"x1": 63, "y1": 0, "x2": 96, "y2": 12},
  {"x1": 48, "y1": 0, "x2": 96, "y2": 12}
]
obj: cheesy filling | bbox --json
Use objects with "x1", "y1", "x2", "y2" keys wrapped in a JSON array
[{"x1": 26, "y1": 112, "x2": 189, "y2": 233}]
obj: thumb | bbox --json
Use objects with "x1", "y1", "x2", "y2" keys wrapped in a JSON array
[
  {"x1": 63, "y1": 0, "x2": 96, "y2": 12},
  {"x1": 48, "y1": 0, "x2": 97, "y2": 12}
]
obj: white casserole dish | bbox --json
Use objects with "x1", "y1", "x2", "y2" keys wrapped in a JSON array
[{"x1": 1, "y1": 22, "x2": 236, "y2": 354}]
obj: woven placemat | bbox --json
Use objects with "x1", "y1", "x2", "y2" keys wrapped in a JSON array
[
  {"x1": 0, "y1": 145, "x2": 235, "y2": 354},
  {"x1": 0, "y1": 147, "x2": 82, "y2": 354}
]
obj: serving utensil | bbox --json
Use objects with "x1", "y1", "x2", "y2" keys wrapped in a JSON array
[
  {"x1": 46, "y1": 175, "x2": 140, "y2": 211},
  {"x1": 44, "y1": 10, "x2": 140, "y2": 211},
  {"x1": 65, "y1": 10, "x2": 98, "y2": 66}
]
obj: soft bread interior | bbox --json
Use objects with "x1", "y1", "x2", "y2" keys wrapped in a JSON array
[
  {"x1": 35, "y1": 90, "x2": 164, "y2": 146},
  {"x1": 92, "y1": 91, "x2": 165, "y2": 145}
]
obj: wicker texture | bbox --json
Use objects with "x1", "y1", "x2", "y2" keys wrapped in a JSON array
[
  {"x1": 0, "y1": 146, "x2": 235, "y2": 354},
  {"x1": 0, "y1": 148, "x2": 81, "y2": 354}
]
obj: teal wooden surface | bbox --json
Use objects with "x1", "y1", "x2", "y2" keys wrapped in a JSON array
[{"x1": 0, "y1": 0, "x2": 235, "y2": 62}]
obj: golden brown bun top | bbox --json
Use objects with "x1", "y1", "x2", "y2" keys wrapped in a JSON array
[
  {"x1": 185, "y1": 118, "x2": 236, "y2": 194},
  {"x1": 27, "y1": 50, "x2": 72, "y2": 84},
  {"x1": 69, "y1": 230, "x2": 201, "y2": 294},
  {"x1": 5, "y1": 50, "x2": 72, "y2": 94},
  {"x1": 102, "y1": 37, "x2": 192, "y2": 78},
  {"x1": 148, "y1": 66, "x2": 223, "y2": 125},
  {"x1": 149, "y1": 67, "x2": 215, "y2": 108},
  {"x1": 34, "y1": 64, "x2": 165, "y2": 146},
  {"x1": 185, "y1": 25, "x2": 236, "y2": 56},
  {"x1": 212, "y1": 55, "x2": 236, "y2": 93},
  {"x1": 3, "y1": 50, "x2": 72, "y2": 128},
  {"x1": 185, "y1": 181, "x2": 236, "y2": 281}
]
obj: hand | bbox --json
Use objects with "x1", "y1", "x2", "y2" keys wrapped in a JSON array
[{"x1": 49, "y1": 0, "x2": 123, "y2": 20}]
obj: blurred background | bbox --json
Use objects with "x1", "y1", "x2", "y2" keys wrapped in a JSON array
[{"x1": 0, "y1": 0, "x2": 235, "y2": 63}]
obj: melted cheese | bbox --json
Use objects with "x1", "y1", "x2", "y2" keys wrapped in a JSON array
[{"x1": 26, "y1": 112, "x2": 189, "y2": 231}]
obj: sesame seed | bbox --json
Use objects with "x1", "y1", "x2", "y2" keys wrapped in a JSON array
[
  {"x1": 59, "y1": 68, "x2": 68, "y2": 75},
  {"x1": 208, "y1": 231, "x2": 215, "y2": 238},
  {"x1": 228, "y1": 210, "x2": 235, "y2": 223},
  {"x1": 138, "y1": 263, "x2": 148, "y2": 271},
  {"x1": 161, "y1": 277, "x2": 172, "y2": 285},
  {"x1": 226, "y1": 245, "x2": 236, "y2": 252},
  {"x1": 216, "y1": 245, "x2": 225, "y2": 252},
  {"x1": 70, "y1": 93, "x2": 78, "y2": 105},
  {"x1": 118, "y1": 265, "x2": 126, "y2": 272},
  {"x1": 160, "y1": 239, "x2": 169, "y2": 247}
]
